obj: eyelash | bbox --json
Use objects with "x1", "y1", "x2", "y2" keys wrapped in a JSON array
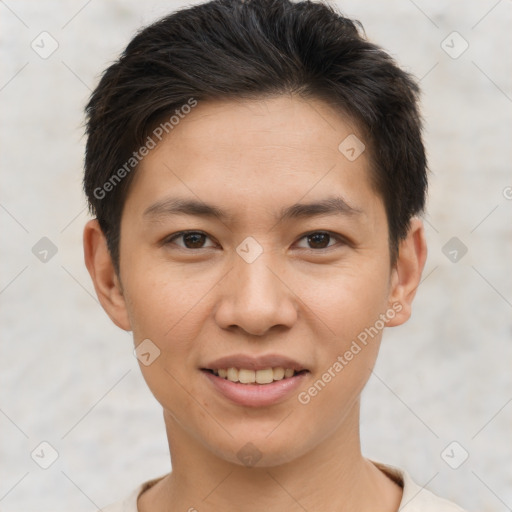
[{"x1": 163, "y1": 230, "x2": 348, "y2": 252}]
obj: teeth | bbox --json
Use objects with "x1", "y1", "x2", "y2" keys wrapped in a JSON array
[
  {"x1": 255, "y1": 368, "x2": 274, "y2": 384},
  {"x1": 238, "y1": 369, "x2": 255, "y2": 383},
  {"x1": 227, "y1": 367, "x2": 238, "y2": 381},
  {"x1": 273, "y1": 367, "x2": 285, "y2": 380},
  {"x1": 213, "y1": 366, "x2": 299, "y2": 384}
]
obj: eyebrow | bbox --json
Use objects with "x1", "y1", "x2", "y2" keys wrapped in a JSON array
[{"x1": 143, "y1": 195, "x2": 363, "y2": 223}]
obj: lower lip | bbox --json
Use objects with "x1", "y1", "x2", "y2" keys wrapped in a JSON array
[{"x1": 201, "y1": 370, "x2": 308, "y2": 407}]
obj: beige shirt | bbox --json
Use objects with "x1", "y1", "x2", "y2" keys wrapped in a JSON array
[{"x1": 101, "y1": 461, "x2": 467, "y2": 511}]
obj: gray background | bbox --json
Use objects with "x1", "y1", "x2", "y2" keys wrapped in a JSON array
[{"x1": 1, "y1": 1, "x2": 511, "y2": 511}]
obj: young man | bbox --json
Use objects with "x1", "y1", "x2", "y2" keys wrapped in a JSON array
[{"x1": 83, "y1": 0, "x2": 467, "y2": 510}]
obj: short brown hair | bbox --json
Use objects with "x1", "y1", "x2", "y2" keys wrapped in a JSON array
[{"x1": 83, "y1": 0, "x2": 427, "y2": 273}]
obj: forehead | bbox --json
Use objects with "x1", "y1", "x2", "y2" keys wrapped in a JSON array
[
  {"x1": 158, "y1": 95, "x2": 362, "y2": 157},
  {"x1": 125, "y1": 95, "x2": 380, "y2": 225}
]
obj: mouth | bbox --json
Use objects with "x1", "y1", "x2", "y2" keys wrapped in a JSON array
[
  {"x1": 200, "y1": 354, "x2": 310, "y2": 407},
  {"x1": 201, "y1": 367, "x2": 308, "y2": 384},
  {"x1": 200, "y1": 363, "x2": 310, "y2": 407}
]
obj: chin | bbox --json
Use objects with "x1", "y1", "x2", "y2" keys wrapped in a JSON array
[{"x1": 204, "y1": 428, "x2": 313, "y2": 469}]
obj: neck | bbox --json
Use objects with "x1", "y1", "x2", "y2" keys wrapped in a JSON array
[{"x1": 138, "y1": 400, "x2": 402, "y2": 512}]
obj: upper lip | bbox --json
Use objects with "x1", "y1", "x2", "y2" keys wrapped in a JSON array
[{"x1": 202, "y1": 354, "x2": 308, "y2": 372}]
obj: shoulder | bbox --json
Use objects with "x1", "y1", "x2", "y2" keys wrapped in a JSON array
[
  {"x1": 99, "y1": 475, "x2": 167, "y2": 512},
  {"x1": 98, "y1": 465, "x2": 468, "y2": 512},
  {"x1": 372, "y1": 460, "x2": 468, "y2": 512}
]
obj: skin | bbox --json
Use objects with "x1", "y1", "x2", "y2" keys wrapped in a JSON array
[{"x1": 84, "y1": 94, "x2": 427, "y2": 512}]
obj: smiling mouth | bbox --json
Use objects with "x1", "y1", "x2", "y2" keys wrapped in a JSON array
[{"x1": 201, "y1": 367, "x2": 308, "y2": 384}]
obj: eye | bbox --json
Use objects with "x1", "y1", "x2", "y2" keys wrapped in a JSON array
[
  {"x1": 163, "y1": 230, "x2": 346, "y2": 252},
  {"x1": 295, "y1": 231, "x2": 345, "y2": 250},
  {"x1": 164, "y1": 230, "x2": 217, "y2": 250}
]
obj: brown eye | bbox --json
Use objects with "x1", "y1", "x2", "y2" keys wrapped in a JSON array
[
  {"x1": 296, "y1": 231, "x2": 344, "y2": 250},
  {"x1": 307, "y1": 232, "x2": 331, "y2": 249},
  {"x1": 165, "y1": 231, "x2": 216, "y2": 249}
]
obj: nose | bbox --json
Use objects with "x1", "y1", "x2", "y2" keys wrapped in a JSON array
[{"x1": 214, "y1": 251, "x2": 298, "y2": 337}]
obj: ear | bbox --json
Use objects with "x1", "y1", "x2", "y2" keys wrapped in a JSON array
[
  {"x1": 386, "y1": 217, "x2": 428, "y2": 327},
  {"x1": 83, "y1": 219, "x2": 132, "y2": 331}
]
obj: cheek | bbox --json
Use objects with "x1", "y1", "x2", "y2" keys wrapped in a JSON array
[
  {"x1": 295, "y1": 260, "x2": 390, "y2": 400},
  {"x1": 301, "y1": 259, "x2": 391, "y2": 347},
  {"x1": 292, "y1": 344, "x2": 378, "y2": 457},
  {"x1": 124, "y1": 259, "x2": 209, "y2": 341},
  {"x1": 292, "y1": 276, "x2": 389, "y2": 444},
  {"x1": 122, "y1": 258, "x2": 220, "y2": 390},
  {"x1": 125, "y1": 272, "x2": 206, "y2": 417}
]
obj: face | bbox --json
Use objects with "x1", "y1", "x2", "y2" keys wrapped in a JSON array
[{"x1": 85, "y1": 95, "x2": 425, "y2": 468}]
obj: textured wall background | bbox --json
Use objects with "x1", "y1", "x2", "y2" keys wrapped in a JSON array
[{"x1": 1, "y1": 1, "x2": 511, "y2": 511}]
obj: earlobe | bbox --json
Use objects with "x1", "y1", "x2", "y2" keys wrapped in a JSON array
[
  {"x1": 83, "y1": 219, "x2": 132, "y2": 331},
  {"x1": 386, "y1": 217, "x2": 428, "y2": 327}
]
